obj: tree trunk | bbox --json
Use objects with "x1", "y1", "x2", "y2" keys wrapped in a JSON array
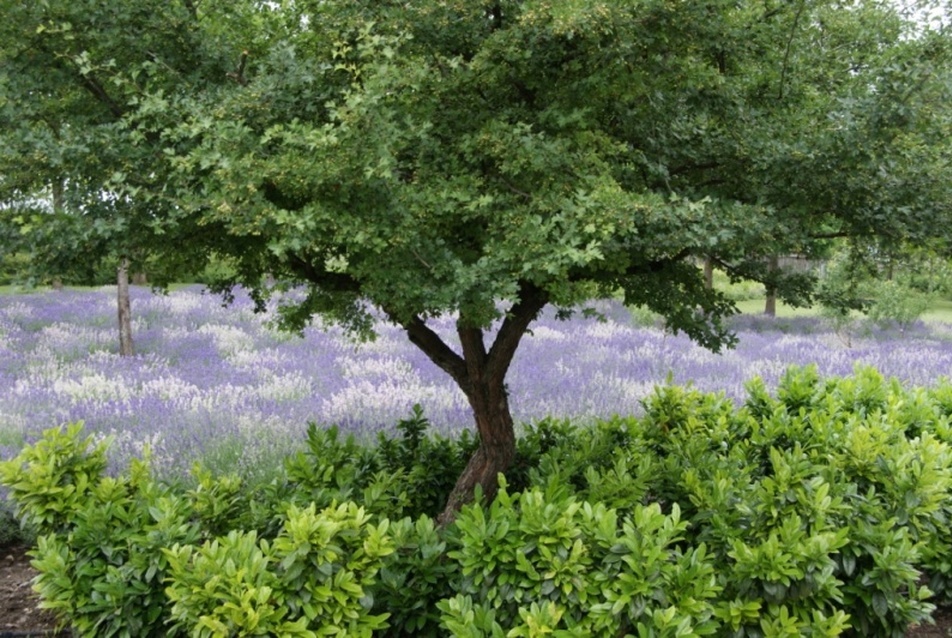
[
  {"x1": 395, "y1": 282, "x2": 548, "y2": 525},
  {"x1": 51, "y1": 178, "x2": 65, "y2": 292},
  {"x1": 764, "y1": 254, "x2": 778, "y2": 317},
  {"x1": 438, "y1": 370, "x2": 516, "y2": 526},
  {"x1": 52, "y1": 178, "x2": 65, "y2": 214},
  {"x1": 117, "y1": 259, "x2": 134, "y2": 356},
  {"x1": 703, "y1": 256, "x2": 714, "y2": 290},
  {"x1": 764, "y1": 289, "x2": 777, "y2": 316}
]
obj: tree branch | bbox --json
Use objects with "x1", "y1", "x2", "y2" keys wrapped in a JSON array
[
  {"x1": 486, "y1": 281, "x2": 548, "y2": 381},
  {"x1": 404, "y1": 315, "x2": 470, "y2": 389},
  {"x1": 285, "y1": 252, "x2": 362, "y2": 293},
  {"x1": 778, "y1": 0, "x2": 806, "y2": 101},
  {"x1": 458, "y1": 325, "x2": 489, "y2": 386},
  {"x1": 227, "y1": 50, "x2": 250, "y2": 86},
  {"x1": 78, "y1": 73, "x2": 125, "y2": 119}
]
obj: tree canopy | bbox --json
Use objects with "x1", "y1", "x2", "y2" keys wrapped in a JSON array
[{"x1": 2, "y1": 0, "x2": 950, "y2": 521}]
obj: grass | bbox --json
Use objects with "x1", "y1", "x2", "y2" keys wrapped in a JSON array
[
  {"x1": 733, "y1": 299, "x2": 820, "y2": 318},
  {"x1": 734, "y1": 297, "x2": 952, "y2": 323},
  {"x1": 922, "y1": 298, "x2": 952, "y2": 323}
]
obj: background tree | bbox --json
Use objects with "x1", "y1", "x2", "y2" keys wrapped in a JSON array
[
  {"x1": 0, "y1": 0, "x2": 222, "y2": 353},
  {"x1": 2, "y1": 0, "x2": 950, "y2": 522}
]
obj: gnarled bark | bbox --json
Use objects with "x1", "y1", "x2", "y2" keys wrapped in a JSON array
[{"x1": 438, "y1": 374, "x2": 516, "y2": 524}]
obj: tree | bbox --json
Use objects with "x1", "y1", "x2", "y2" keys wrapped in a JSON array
[
  {"x1": 0, "y1": 0, "x2": 219, "y2": 354},
  {"x1": 3, "y1": 0, "x2": 950, "y2": 523}
]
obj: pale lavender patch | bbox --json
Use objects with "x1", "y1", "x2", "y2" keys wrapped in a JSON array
[{"x1": 2, "y1": 287, "x2": 951, "y2": 477}]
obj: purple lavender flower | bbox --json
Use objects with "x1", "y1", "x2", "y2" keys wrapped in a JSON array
[{"x1": 2, "y1": 287, "x2": 951, "y2": 477}]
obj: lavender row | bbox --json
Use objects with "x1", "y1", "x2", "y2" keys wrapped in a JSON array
[{"x1": 2, "y1": 286, "x2": 951, "y2": 477}]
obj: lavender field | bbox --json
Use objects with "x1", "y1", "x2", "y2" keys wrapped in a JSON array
[{"x1": 3, "y1": 286, "x2": 952, "y2": 479}]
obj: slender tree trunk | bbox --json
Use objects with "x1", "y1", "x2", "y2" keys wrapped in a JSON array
[
  {"x1": 51, "y1": 178, "x2": 65, "y2": 291},
  {"x1": 703, "y1": 256, "x2": 714, "y2": 290},
  {"x1": 117, "y1": 259, "x2": 134, "y2": 356},
  {"x1": 52, "y1": 179, "x2": 65, "y2": 214},
  {"x1": 764, "y1": 254, "x2": 778, "y2": 317},
  {"x1": 764, "y1": 288, "x2": 777, "y2": 316}
]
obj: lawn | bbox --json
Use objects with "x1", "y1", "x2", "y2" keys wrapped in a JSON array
[
  {"x1": 734, "y1": 297, "x2": 952, "y2": 323},
  {"x1": 2, "y1": 285, "x2": 952, "y2": 480}
]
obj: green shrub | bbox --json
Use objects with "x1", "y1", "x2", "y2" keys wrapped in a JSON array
[
  {"x1": 165, "y1": 502, "x2": 393, "y2": 637},
  {"x1": 0, "y1": 502, "x2": 25, "y2": 548},
  {"x1": 373, "y1": 514, "x2": 457, "y2": 636},
  {"x1": 712, "y1": 271, "x2": 767, "y2": 302},
  {"x1": 0, "y1": 422, "x2": 110, "y2": 535},
  {"x1": 865, "y1": 279, "x2": 932, "y2": 332},
  {"x1": 447, "y1": 478, "x2": 721, "y2": 636},
  {"x1": 375, "y1": 404, "x2": 479, "y2": 517},
  {"x1": 164, "y1": 529, "x2": 308, "y2": 637},
  {"x1": 30, "y1": 486, "x2": 201, "y2": 637},
  {"x1": 285, "y1": 406, "x2": 477, "y2": 521},
  {"x1": 637, "y1": 368, "x2": 949, "y2": 636}
]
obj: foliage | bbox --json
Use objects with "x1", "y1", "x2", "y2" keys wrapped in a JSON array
[
  {"x1": 165, "y1": 502, "x2": 393, "y2": 637},
  {"x1": 375, "y1": 405, "x2": 481, "y2": 517},
  {"x1": 865, "y1": 279, "x2": 932, "y2": 332},
  {"x1": 817, "y1": 243, "x2": 947, "y2": 335},
  {"x1": 0, "y1": 422, "x2": 109, "y2": 534},
  {"x1": 447, "y1": 480, "x2": 721, "y2": 636},
  {"x1": 0, "y1": 424, "x2": 201, "y2": 636},
  {"x1": 0, "y1": 503, "x2": 23, "y2": 548},
  {"x1": 165, "y1": 529, "x2": 302, "y2": 637},
  {"x1": 283, "y1": 406, "x2": 479, "y2": 521},
  {"x1": 373, "y1": 514, "x2": 457, "y2": 637},
  {"x1": 713, "y1": 270, "x2": 768, "y2": 302}
]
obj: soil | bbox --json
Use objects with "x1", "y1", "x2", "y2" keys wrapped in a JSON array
[
  {"x1": 1, "y1": 546, "x2": 60, "y2": 636},
  {"x1": 0, "y1": 543, "x2": 951, "y2": 637}
]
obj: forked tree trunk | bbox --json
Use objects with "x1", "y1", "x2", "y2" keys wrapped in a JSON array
[
  {"x1": 117, "y1": 259, "x2": 134, "y2": 357},
  {"x1": 395, "y1": 283, "x2": 548, "y2": 526}
]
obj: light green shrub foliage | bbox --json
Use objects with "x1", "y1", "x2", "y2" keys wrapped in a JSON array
[
  {"x1": 445, "y1": 478, "x2": 721, "y2": 636},
  {"x1": 164, "y1": 530, "x2": 304, "y2": 637},
  {"x1": 769, "y1": 369, "x2": 947, "y2": 632},
  {"x1": 272, "y1": 502, "x2": 393, "y2": 634},
  {"x1": 633, "y1": 367, "x2": 951, "y2": 636},
  {"x1": 0, "y1": 422, "x2": 109, "y2": 534},
  {"x1": 165, "y1": 501, "x2": 393, "y2": 637},
  {"x1": 712, "y1": 270, "x2": 767, "y2": 301},
  {"x1": 865, "y1": 279, "x2": 932, "y2": 332},
  {"x1": 0, "y1": 424, "x2": 202, "y2": 636}
]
